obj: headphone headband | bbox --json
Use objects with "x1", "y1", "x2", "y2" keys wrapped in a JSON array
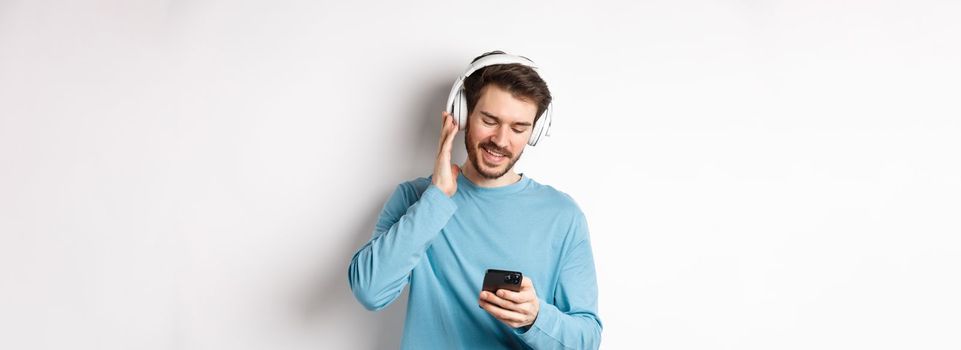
[{"x1": 461, "y1": 54, "x2": 538, "y2": 79}]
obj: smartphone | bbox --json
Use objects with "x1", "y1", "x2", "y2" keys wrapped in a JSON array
[{"x1": 482, "y1": 269, "x2": 523, "y2": 293}]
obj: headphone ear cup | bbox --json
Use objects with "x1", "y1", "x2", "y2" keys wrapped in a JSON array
[
  {"x1": 527, "y1": 102, "x2": 552, "y2": 146},
  {"x1": 456, "y1": 88, "x2": 468, "y2": 127},
  {"x1": 528, "y1": 114, "x2": 543, "y2": 146}
]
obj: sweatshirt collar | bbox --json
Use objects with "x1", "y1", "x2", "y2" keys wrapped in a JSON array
[{"x1": 456, "y1": 172, "x2": 531, "y2": 195}]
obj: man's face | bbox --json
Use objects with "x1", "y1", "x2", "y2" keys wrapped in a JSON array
[{"x1": 464, "y1": 85, "x2": 539, "y2": 179}]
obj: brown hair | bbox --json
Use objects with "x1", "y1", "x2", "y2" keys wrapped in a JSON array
[{"x1": 463, "y1": 50, "x2": 552, "y2": 125}]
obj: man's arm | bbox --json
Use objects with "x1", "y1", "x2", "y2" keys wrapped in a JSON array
[
  {"x1": 347, "y1": 182, "x2": 456, "y2": 310},
  {"x1": 517, "y1": 212, "x2": 603, "y2": 349},
  {"x1": 347, "y1": 111, "x2": 461, "y2": 311}
]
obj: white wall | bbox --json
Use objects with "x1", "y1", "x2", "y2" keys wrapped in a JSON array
[{"x1": 1, "y1": 1, "x2": 959, "y2": 349}]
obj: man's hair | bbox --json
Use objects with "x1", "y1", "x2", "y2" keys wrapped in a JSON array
[{"x1": 463, "y1": 50, "x2": 552, "y2": 125}]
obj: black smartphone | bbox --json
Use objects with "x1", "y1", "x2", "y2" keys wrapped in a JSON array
[{"x1": 482, "y1": 269, "x2": 523, "y2": 293}]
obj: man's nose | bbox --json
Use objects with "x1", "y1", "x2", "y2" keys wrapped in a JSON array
[{"x1": 490, "y1": 125, "x2": 510, "y2": 148}]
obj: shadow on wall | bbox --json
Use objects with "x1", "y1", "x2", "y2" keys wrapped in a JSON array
[
  {"x1": 295, "y1": 78, "x2": 455, "y2": 349},
  {"x1": 406, "y1": 77, "x2": 469, "y2": 178},
  {"x1": 298, "y1": 203, "x2": 409, "y2": 349}
]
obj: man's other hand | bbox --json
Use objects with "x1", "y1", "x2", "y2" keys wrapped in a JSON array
[{"x1": 478, "y1": 276, "x2": 540, "y2": 329}]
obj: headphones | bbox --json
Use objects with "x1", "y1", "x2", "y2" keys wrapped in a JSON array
[{"x1": 445, "y1": 53, "x2": 553, "y2": 146}]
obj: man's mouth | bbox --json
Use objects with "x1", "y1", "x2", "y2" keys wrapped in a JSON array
[{"x1": 482, "y1": 146, "x2": 508, "y2": 164}]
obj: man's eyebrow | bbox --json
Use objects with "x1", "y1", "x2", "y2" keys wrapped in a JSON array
[{"x1": 480, "y1": 111, "x2": 533, "y2": 127}]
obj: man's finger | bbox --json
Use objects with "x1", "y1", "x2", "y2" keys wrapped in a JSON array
[
  {"x1": 438, "y1": 114, "x2": 455, "y2": 156},
  {"x1": 481, "y1": 291, "x2": 522, "y2": 312},
  {"x1": 443, "y1": 115, "x2": 459, "y2": 148},
  {"x1": 495, "y1": 289, "x2": 533, "y2": 304},
  {"x1": 521, "y1": 276, "x2": 533, "y2": 289},
  {"x1": 438, "y1": 112, "x2": 451, "y2": 147},
  {"x1": 479, "y1": 299, "x2": 526, "y2": 323}
]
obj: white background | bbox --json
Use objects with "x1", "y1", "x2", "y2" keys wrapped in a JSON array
[{"x1": 1, "y1": 1, "x2": 959, "y2": 349}]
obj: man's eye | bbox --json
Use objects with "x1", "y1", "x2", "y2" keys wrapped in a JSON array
[
  {"x1": 513, "y1": 129, "x2": 526, "y2": 134},
  {"x1": 484, "y1": 120, "x2": 496, "y2": 126}
]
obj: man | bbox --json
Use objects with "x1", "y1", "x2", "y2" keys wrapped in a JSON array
[{"x1": 348, "y1": 51, "x2": 602, "y2": 349}]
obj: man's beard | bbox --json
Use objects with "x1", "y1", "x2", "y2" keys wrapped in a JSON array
[{"x1": 465, "y1": 126, "x2": 524, "y2": 180}]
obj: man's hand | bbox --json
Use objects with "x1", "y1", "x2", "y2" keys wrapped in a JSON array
[
  {"x1": 479, "y1": 276, "x2": 540, "y2": 329},
  {"x1": 432, "y1": 111, "x2": 460, "y2": 197}
]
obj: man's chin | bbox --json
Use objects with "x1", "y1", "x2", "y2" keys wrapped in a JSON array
[
  {"x1": 477, "y1": 168, "x2": 507, "y2": 179},
  {"x1": 481, "y1": 158, "x2": 518, "y2": 178}
]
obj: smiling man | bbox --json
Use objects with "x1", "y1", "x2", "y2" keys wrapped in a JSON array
[{"x1": 348, "y1": 51, "x2": 602, "y2": 349}]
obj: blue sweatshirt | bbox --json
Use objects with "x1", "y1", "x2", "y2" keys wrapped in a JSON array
[{"x1": 348, "y1": 173, "x2": 602, "y2": 349}]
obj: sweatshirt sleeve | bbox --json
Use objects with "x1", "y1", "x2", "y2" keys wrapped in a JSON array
[
  {"x1": 348, "y1": 182, "x2": 457, "y2": 311},
  {"x1": 516, "y1": 212, "x2": 603, "y2": 349}
]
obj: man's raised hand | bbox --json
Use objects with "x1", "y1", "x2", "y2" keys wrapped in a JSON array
[{"x1": 432, "y1": 111, "x2": 460, "y2": 197}]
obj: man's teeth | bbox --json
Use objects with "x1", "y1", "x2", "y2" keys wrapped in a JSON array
[{"x1": 484, "y1": 148, "x2": 505, "y2": 157}]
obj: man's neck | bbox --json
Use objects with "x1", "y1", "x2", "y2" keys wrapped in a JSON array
[{"x1": 461, "y1": 161, "x2": 522, "y2": 188}]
